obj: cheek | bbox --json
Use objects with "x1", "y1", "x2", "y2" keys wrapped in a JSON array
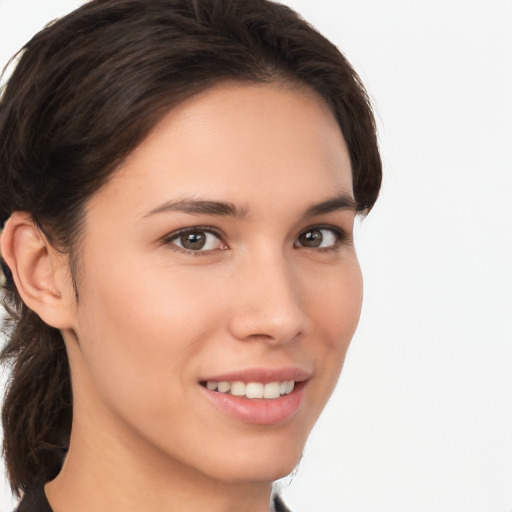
[
  {"x1": 308, "y1": 257, "x2": 363, "y2": 340},
  {"x1": 304, "y1": 259, "x2": 363, "y2": 392},
  {"x1": 73, "y1": 261, "x2": 225, "y2": 410}
]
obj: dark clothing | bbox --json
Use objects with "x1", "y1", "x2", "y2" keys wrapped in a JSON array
[
  {"x1": 274, "y1": 494, "x2": 291, "y2": 511},
  {"x1": 15, "y1": 483, "x2": 291, "y2": 512}
]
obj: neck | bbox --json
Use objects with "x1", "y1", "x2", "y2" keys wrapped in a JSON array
[
  {"x1": 46, "y1": 419, "x2": 274, "y2": 512},
  {"x1": 45, "y1": 347, "x2": 275, "y2": 512}
]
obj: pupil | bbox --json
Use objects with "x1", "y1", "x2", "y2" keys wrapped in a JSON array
[
  {"x1": 181, "y1": 232, "x2": 206, "y2": 250},
  {"x1": 301, "y1": 230, "x2": 322, "y2": 247}
]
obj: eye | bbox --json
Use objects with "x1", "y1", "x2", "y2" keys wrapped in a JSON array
[
  {"x1": 295, "y1": 227, "x2": 343, "y2": 250},
  {"x1": 165, "y1": 228, "x2": 226, "y2": 253}
]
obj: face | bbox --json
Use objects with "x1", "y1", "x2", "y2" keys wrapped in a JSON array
[{"x1": 64, "y1": 83, "x2": 363, "y2": 484}]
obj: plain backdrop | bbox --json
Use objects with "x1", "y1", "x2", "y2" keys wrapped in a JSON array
[{"x1": 1, "y1": 1, "x2": 511, "y2": 511}]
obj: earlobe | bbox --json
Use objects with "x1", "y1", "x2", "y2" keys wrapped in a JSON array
[{"x1": 1, "y1": 212, "x2": 75, "y2": 329}]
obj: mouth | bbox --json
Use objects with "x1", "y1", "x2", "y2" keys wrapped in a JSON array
[
  {"x1": 199, "y1": 380, "x2": 296, "y2": 399},
  {"x1": 198, "y1": 369, "x2": 309, "y2": 425}
]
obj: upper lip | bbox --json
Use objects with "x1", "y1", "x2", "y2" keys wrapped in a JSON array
[{"x1": 200, "y1": 367, "x2": 311, "y2": 384}]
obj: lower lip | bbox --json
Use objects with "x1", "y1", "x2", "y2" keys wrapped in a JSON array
[{"x1": 200, "y1": 382, "x2": 306, "y2": 425}]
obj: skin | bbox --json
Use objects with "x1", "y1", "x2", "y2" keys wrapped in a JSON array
[{"x1": 2, "y1": 83, "x2": 363, "y2": 512}]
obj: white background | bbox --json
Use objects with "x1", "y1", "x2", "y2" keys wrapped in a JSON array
[{"x1": 1, "y1": 1, "x2": 511, "y2": 511}]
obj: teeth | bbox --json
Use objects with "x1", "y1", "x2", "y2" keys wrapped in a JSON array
[
  {"x1": 230, "y1": 381, "x2": 246, "y2": 396},
  {"x1": 264, "y1": 382, "x2": 281, "y2": 399},
  {"x1": 204, "y1": 380, "x2": 295, "y2": 399},
  {"x1": 217, "y1": 381, "x2": 230, "y2": 393},
  {"x1": 245, "y1": 382, "x2": 264, "y2": 399}
]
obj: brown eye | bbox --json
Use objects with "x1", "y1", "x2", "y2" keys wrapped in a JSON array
[
  {"x1": 181, "y1": 232, "x2": 207, "y2": 250},
  {"x1": 167, "y1": 229, "x2": 225, "y2": 252},
  {"x1": 295, "y1": 227, "x2": 341, "y2": 249},
  {"x1": 297, "y1": 229, "x2": 323, "y2": 247}
]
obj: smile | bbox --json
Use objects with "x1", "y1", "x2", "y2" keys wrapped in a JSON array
[
  {"x1": 202, "y1": 380, "x2": 295, "y2": 399},
  {"x1": 199, "y1": 370, "x2": 308, "y2": 424}
]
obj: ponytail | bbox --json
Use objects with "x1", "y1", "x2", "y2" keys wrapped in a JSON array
[{"x1": 1, "y1": 291, "x2": 71, "y2": 496}]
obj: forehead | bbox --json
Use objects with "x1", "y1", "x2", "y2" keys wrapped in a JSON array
[{"x1": 87, "y1": 82, "x2": 353, "y2": 220}]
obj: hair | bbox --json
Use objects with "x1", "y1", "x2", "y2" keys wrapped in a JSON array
[{"x1": 0, "y1": 0, "x2": 382, "y2": 496}]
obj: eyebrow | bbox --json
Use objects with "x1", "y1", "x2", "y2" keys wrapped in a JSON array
[
  {"x1": 302, "y1": 193, "x2": 358, "y2": 218},
  {"x1": 143, "y1": 193, "x2": 357, "y2": 220},
  {"x1": 143, "y1": 199, "x2": 247, "y2": 218}
]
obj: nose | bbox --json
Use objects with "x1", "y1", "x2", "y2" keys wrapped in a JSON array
[{"x1": 226, "y1": 251, "x2": 308, "y2": 345}]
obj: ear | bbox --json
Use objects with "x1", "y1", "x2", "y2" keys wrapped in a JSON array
[{"x1": 1, "y1": 212, "x2": 76, "y2": 329}]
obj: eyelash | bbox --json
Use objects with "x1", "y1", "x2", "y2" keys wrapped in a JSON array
[
  {"x1": 161, "y1": 226, "x2": 226, "y2": 257},
  {"x1": 294, "y1": 224, "x2": 349, "y2": 252},
  {"x1": 161, "y1": 225, "x2": 349, "y2": 256}
]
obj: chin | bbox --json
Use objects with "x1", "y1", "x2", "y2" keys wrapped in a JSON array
[
  {"x1": 210, "y1": 458, "x2": 300, "y2": 485},
  {"x1": 194, "y1": 432, "x2": 307, "y2": 484}
]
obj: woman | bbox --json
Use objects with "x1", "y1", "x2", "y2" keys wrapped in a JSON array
[{"x1": 0, "y1": 0, "x2": 381, "y2": 510}]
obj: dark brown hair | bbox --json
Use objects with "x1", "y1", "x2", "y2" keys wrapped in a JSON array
[{"x1": 0, "y1": 0, "x2": 381, "y2": 496}]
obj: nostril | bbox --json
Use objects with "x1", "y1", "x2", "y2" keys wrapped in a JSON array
[{"x1": 227, "y1": 304, "x2": 306, "y2": 345}]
